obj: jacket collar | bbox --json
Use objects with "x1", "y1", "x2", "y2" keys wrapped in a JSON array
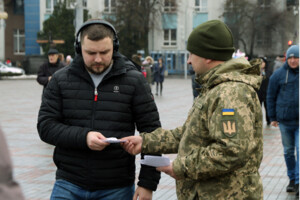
[
  {"x1": 69, "y1": 52, "x2": 137, "y2": 84},
  {"x1": 196, "y1": 57, "x2": 262, "y2": 91}
]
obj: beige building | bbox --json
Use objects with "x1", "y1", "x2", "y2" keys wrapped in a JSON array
[{"x1": 1, "y1": 0, "x2": 298, "y2": 74}]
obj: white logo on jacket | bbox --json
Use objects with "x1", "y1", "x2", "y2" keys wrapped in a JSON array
[{"x1": 113, "y1": 86, "x2": 119, "y2": 93}]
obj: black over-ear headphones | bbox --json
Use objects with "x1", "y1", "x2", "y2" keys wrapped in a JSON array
[{"x1": 74, "y1": 20, "x2": 119, "y2": 54}]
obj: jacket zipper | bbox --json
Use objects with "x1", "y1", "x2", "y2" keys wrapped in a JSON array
[{"x1": 94, "y1": 87, "x2": 98, "y2": 101}]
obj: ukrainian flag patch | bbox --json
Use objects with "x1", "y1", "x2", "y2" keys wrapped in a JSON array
[{"x1": 222, "y1": 109, "x2": 235, "y2": 116}]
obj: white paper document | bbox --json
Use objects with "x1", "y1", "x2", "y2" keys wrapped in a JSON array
[
  {"x1": 102, "y1": 137, "x2": 126, "y2": 143},
  {"x1": 140, "y1": 155, "x2": 170, "y2": 167}
]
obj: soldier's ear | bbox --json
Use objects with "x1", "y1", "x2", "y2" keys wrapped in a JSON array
[{"x1": 205, "y1": 59, "x2": 213, "y2": 64}]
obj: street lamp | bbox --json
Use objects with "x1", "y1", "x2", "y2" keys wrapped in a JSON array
[{"x1": 0, "y1": 11, "x2": 7, "y2": 19}]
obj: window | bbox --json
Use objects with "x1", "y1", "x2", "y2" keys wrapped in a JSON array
[
  {"x1": 66, "y1": 0, "x2": 87, "y2": 9},
  {"x1": 83, "y1": 0, "x2": 87, "y2": 7},
  {"x1": 14, "y1": 29, "x2": 25, "y2": 55},
  {"x1": 14, "y1": 0, "x2": 24, "y2": 15},
  {"x1": 163, "y1": 29, "x2": 176, "y2": 46},
  {"x1": 257, "y1": 0, "x2": 271, "y2": 9},
  {"x1": 46, "y1": 0, "x2": 58, "y2": 13},
  {"x1": 195, "y1": 0, "x2": 207, "y2": 12},
  {"x1": 164, "y1": 0, "x2": 176, "y2": 12},
  {"x1": 256, "y1": 31, "x2": 271, "y2": 47},
  {"x1": 287, "y1": 0, "x2": 299, "y2": 6},
  {"x1": 104, "y1": 0, "x2": 116, "y2": 13}
]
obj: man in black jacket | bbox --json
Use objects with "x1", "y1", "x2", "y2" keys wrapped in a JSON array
[
  {"x1": 36, "y1": 48, "x2": 64, "y2": 89},
  {"x1": 37, "y1": 20, "x2": 161, "y2": 200}
]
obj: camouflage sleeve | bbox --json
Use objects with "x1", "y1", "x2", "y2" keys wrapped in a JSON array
[
  {"x1": 141, "y1": 127, "x2": 183, "y2": 154},
  {"x1": 173, "y1": 82, "x2": 262, "y2": 180}
]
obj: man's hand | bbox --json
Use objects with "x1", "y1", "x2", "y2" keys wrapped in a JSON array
[
  {"x1": 271, "y1": 121, "x2": 279, "y2": 127},
  {"x1": 48, "y1": 76, "x2": 52, "y2": 81},
  {"x1": 86, "y1": 131, "x2": 110, "y2": 151},
  {"x1": 120, "y1": 136, "x2": 142, "y2": 155},
  {"x1": 156, "y1": 163, "x2": 179, "y2": 180},
  {"x1": 133, "y1": 186, "x2": 153, "y2": 200}
]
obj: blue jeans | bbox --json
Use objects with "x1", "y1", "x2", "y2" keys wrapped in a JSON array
[
  {"x1": 50, "y1": 179, "x2": 134, "y2": 200},
  {"x1": 279, "y1": 123, "x2": 299, "y2": 184}
]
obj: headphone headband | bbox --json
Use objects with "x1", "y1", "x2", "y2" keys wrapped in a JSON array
[{"x1": 74, "y1": 20, "x2": 119, "y2": 54}]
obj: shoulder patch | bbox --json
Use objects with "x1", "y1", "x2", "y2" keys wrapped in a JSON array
[
  {"x1": 221, "y1": 120, "x2": 237, "y2": 137},
  {"x1": 222, "y1": 108, "x2": 235, "y2": 116}
]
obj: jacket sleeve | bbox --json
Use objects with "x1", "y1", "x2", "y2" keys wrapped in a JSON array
[
  {"x1": 172, "y1": 83, "x2": 263, "y2": 180},
  {"x1": 37, "y1": 74, "x2": 92, "y2": 150},
  {"x1": 142, "y1": 127, "x2": 182, "y2": 154},
  {"x1": 131, "y1": 72, "x2": 162, "y2": 191},
  {"x1": 266, "y1": 73, "x2": 279, "y2": 121},
  {"x1": 36, "y1": 64, "x2": 49, "y2": 86},
  {"x1": 0, "y1": 128, "x2": 25, "y2": 200}
]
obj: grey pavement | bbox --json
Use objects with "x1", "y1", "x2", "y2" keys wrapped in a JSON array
[{"x1": 0, "y1": 77, "x2": 297, "y2": 200}]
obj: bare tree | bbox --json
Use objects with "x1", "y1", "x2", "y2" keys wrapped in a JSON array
[
  {"x1": 222, "y1": 0, "x2": 295, "y2": 58},
  {"x1": 107, "y1": 0, "x2": 176, "y2": 58}
]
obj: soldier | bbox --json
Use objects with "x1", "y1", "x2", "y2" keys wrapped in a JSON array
[{"x1": 121, "y1": 20, "x2": 263, "y2": 200}]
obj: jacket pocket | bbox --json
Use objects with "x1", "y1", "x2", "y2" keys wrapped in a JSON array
[{"x1": 277, "y1": 104, "x2": 298, "y2": 121}]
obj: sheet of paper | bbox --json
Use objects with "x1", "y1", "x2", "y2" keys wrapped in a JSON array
[
  {"x1": 102, "y1": 137, "x2": 126, "y2": 143},
  {"x1": 140, "y1": 155, "x2": 170, "y2": 167}
]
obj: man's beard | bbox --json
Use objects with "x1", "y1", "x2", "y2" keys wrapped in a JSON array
[{"x1": 85, "y1": 62, "x2": 110, "y2": 75}]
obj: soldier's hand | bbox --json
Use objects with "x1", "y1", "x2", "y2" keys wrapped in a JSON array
[
  {"x1": 156, "y1": 163, "x2": 179, "y2": 180},
  {"x1": 87, "y1": 131, "x2": 110, "y2": 151},
  {"x1": 120, "y1": 136, "x2": 142, "y2": 155}
]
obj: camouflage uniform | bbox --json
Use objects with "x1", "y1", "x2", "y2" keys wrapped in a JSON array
[{"x1": 141, "y1": 57, "x2": 263, "y2": 200}]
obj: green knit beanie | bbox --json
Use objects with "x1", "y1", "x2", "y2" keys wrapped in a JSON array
[{"x1": 187, "y1": 20, "x2": 235, "y2": 61}]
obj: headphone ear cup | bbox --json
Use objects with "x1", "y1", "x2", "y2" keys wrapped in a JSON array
[
  {"x1": 75, "y1": 41, "x2": 81, "y2": 54},
  {"x1": 113, "y1": 38, "x2": 119, "y2": 52}
]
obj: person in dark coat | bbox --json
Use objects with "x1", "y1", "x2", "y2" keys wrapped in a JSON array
[
  {"x1": 255, "y1": 57, "x2": 271, "y2": 125},
  {"x1": 267, "y1": 45, "x2": 299, "y2": 197},
  {"x1": 37, "y1": 19, "x2": 161, "y2": 200},
  {"x1": 36, "y1": 48, "x2": 64, "y2": 89},
  {"x1": 153, "y1": 57, "x2": 165, "y2": 95}
]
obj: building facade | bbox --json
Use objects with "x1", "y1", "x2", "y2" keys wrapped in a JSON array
[{"x1": 1, "y1": 0, "x2": 299, "y2": 75}]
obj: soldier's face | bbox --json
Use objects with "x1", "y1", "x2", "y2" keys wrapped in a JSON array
[
  {"x1": 287, "y1": 57, "x2": 299, "y2": 69},
  {"x1": 81, "y1": 36, "x2": 113, "y2": 75},
  {"x1": 187, "y1": 53, "x2": 209, "y2": 75}
]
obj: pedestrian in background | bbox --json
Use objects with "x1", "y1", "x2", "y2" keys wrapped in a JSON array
[
  {"x1": 0, "y1": 126, "x2": 24, "y2": 200},
  {"x1": 36, "y1": 48, "x2": 64, "y2": 90},
  {"x1": 65, "y1": 55, "x2": 73, "y2": 66},
  {"x1": 272, "y1": 55, "x2": 285, "y2": 72},
  {"x1": 5, "y1": 58, "x2": 12, "y2": 66},
  {"x1": 253, "y1": 57, "x2": 271, "y2": 126},
  {"x1": 267, "y1": 45, "x2": 299, "y2": 197},
  {"x1": 58, "y1": 53, "x2": 67, "y2": 66},
  {"x1": 131, "y1": 54, "x2": 145, "y2": 77},
  {"x1": 153, "y1": 57, "x2": 165, "y2": 96},
  {"x1": 142, "y1": 56, "x2": 154, "y2": 87},
  {"x1": 188, "y1": 65, "x2": 201, "y2": 99},
  {"x1": 122, "y1": 20, "x2": 263, "y2": 200},
  {"x1": 37, "y1": 19, "x2": 161, "y2": 200}
]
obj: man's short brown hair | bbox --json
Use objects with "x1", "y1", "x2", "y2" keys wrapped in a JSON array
[{"x1": 80, "y1": 24, "x2": 114, "y2": 44}]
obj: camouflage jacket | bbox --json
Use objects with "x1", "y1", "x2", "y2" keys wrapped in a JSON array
[{"x1": 142, "y1": 57, "x2": 263, "y2": 200}]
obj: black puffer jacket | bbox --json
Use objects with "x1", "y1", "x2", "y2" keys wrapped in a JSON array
[{"x1": 37, "y1": 52, "x2": 161, "y2": 191}]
